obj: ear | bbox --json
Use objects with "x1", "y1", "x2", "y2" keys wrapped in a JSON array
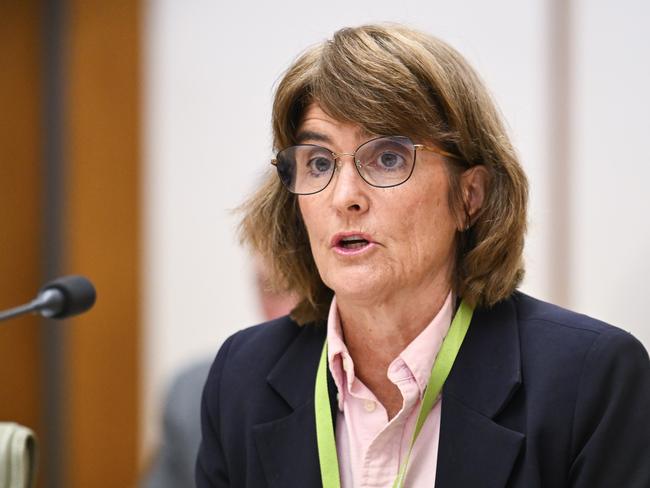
[{"x1": 460, "y1": 165, "x2": 489, "y2": 228}]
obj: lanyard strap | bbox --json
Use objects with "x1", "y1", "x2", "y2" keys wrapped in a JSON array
[{"x1": 315, "y1": 299, "x2": 474, "y2": 488}]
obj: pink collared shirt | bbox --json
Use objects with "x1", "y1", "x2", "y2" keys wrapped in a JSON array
[{"x1": 327, "y1": 292, "x2": 454, "y2": 488}]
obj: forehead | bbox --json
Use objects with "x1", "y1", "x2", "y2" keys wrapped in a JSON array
[{"x1": 296, "y1": 103, "x2": 374, "y2": 145}]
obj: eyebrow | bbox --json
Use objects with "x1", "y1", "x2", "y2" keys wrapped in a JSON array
[
  {"x1": 294, "y1": 130, "x2": 333, "y2": 145},
  {"x1": 294, "y1": 128, "x2": 377, "y2": 145}
]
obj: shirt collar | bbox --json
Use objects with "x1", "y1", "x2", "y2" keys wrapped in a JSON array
[
  {"x1": 326, "y1": 295, "x2": 350, "y2": 410},
  {"x1": 397, "y1": 291, "x2": 454, "y2": 394}
]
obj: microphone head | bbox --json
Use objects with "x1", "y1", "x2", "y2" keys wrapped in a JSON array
[{"x1": 39, "y1": 275, "x2": 97, "y2": 319}]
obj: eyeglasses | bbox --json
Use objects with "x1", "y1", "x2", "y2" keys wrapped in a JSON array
[{"x1": 271, "y1": 135, "x2": 458, "y2": 195}]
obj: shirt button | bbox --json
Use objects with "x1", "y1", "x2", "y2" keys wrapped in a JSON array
[{"x1": 364, "y1": 400, "x2": 376, "y2": 413}]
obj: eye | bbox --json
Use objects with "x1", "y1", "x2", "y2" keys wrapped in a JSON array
[
  {"x1": 307, "y1": 156, "x2": 334, "y2": 176},
  {"x1": 358, "y1": 137, "x2": 413, "y2": 174},
  {"x1": 365, "y1": 149, "x2": 407, "y2": 172},
  {"x1": 377, "y1": 151, "x2": 404, "y2": 169}
]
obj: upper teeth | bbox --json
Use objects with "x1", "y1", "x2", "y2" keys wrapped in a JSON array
[{"x1": 341, "y1": 236, "x2": 364, "y2": 242}]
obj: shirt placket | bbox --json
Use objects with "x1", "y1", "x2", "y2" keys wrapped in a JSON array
[{"x1": 355, "y1": 359, "x2": 421, "y2": 487}]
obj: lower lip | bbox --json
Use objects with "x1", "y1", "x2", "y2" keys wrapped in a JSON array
[{"x1": 333, "y1": 241, "x2": 376, "y2": 256}]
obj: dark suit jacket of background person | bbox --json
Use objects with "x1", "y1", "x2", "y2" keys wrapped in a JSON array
[{"x1": 196, "y1": 292, "x2": 650, "y2": 487}]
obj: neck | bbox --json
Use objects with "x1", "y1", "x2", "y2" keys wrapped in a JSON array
[
  {"x1": 338, "y1": 287, "x2": 450, "y2": 365},
  {"x1": 336, "y1": 279, "x2": 451, "y2": 418}
]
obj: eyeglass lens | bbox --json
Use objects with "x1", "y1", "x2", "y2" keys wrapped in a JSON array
[{"x1": 275, "y1": 136, "x2": 416, "y2": 194}]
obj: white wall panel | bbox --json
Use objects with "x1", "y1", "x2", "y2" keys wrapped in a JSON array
[{"x1": 570, "y1": 0, "x2": 650, "y2": 346}]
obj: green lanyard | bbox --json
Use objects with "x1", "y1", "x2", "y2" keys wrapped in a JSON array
[{"x1": 314, "y1": 299, "x2": 474, "y2": 488}]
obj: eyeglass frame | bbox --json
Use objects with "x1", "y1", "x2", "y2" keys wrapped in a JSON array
[{"x1": 270, "y1": 135, "x2": 462, "y2": 195}]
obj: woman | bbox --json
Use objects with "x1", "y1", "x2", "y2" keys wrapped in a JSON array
[{"x1": 196, "y1": 24, "x2": 650, "y2": 487}]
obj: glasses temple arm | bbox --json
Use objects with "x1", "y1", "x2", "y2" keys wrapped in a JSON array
[{"x1": 414, "y1": 144, "x2": 461, "y2": 160}]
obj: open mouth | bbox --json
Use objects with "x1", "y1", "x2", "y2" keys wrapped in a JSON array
[
  {"x1": 338, "y1": 236, "x2": 370, "y2": 249},
  {"x1": 333, "y1": 233, "x2": 375, "y2": 254}
]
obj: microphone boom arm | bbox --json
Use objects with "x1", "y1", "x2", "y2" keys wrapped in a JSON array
[{"x1": 0, "y1": 300, "x2": 41, "y2": 322}]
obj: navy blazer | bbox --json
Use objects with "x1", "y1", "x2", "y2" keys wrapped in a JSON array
[{"x1": 196, "y1": 292, "x2": 650, "y2": 487}]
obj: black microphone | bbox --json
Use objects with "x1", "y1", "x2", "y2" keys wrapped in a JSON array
[{"x1": 0, "y1": 275, "x2": 96, "y2": 322}]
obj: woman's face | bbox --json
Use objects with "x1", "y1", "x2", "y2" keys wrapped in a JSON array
[{"x1": 297, "y1": 103, "x2": 461, "y2": 307}]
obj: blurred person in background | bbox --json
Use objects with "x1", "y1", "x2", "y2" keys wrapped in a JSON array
[
  {"x1": 141, "y1": 257, "x2": 297, "y2": 488},
  {"x1": 197, "y1": 24, "x2": 650, "y2": 488}
]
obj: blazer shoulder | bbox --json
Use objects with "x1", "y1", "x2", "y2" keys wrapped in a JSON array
[
  {"x1": 205, "y1": 315, "x2": 326, "y2": 395},
  {"x1": 510, "y1": 291, "x2": 648, "y2": 374},
  {"x1": 226, "y1": 315, "x2": 305, "y2": 357},
  {"x1": 209, "y1": 316, "x2": 303, "y2": 378},
  {"x1": 512, "y1": 291, "x2": 639, "y2": 339}
]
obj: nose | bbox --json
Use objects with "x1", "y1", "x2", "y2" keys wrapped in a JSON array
[{"x1": 329, "y1": 154, "x2": 369, "y2": 215}]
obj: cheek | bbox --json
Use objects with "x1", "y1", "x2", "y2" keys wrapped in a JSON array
[
  {"x1": 398, "y1": 188, "x2": 447, "y2": 230},
  {"x1": 297, "y1": 197, "x2": 325, "y2": 253},
  {"x1": 297, "y1": 196, "x2": 316, "y2": 236},
  {"x1": 395, "y1": 190, "x2": 456, "y2": 264}
]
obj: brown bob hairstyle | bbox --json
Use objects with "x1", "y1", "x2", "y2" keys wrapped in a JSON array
[{"x1": 240, "y1": 24, "x2": 528, "y2": 325}]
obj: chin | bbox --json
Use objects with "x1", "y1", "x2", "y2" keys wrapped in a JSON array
[{"x1": 324, "y1": 266, "x2": 387, "y2": 302}]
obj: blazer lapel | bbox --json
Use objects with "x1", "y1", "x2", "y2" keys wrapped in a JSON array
[
  {"x1": 252, "y1": 322, "x2": 335, "y2": 488},
  {"x1": 253, "y1": 401, "x2": 322, "y2": 488},
  {"x1": 436, "y1": 296, "x2": 525, "y2": 487}
]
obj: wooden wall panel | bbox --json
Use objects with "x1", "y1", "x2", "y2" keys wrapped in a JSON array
[
  {"x1": 0, "y1": 0, "x2": 43, "y2": 440},
  {"x1": 63, "y1": 1, "x2": 141, "y2": 486}
]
